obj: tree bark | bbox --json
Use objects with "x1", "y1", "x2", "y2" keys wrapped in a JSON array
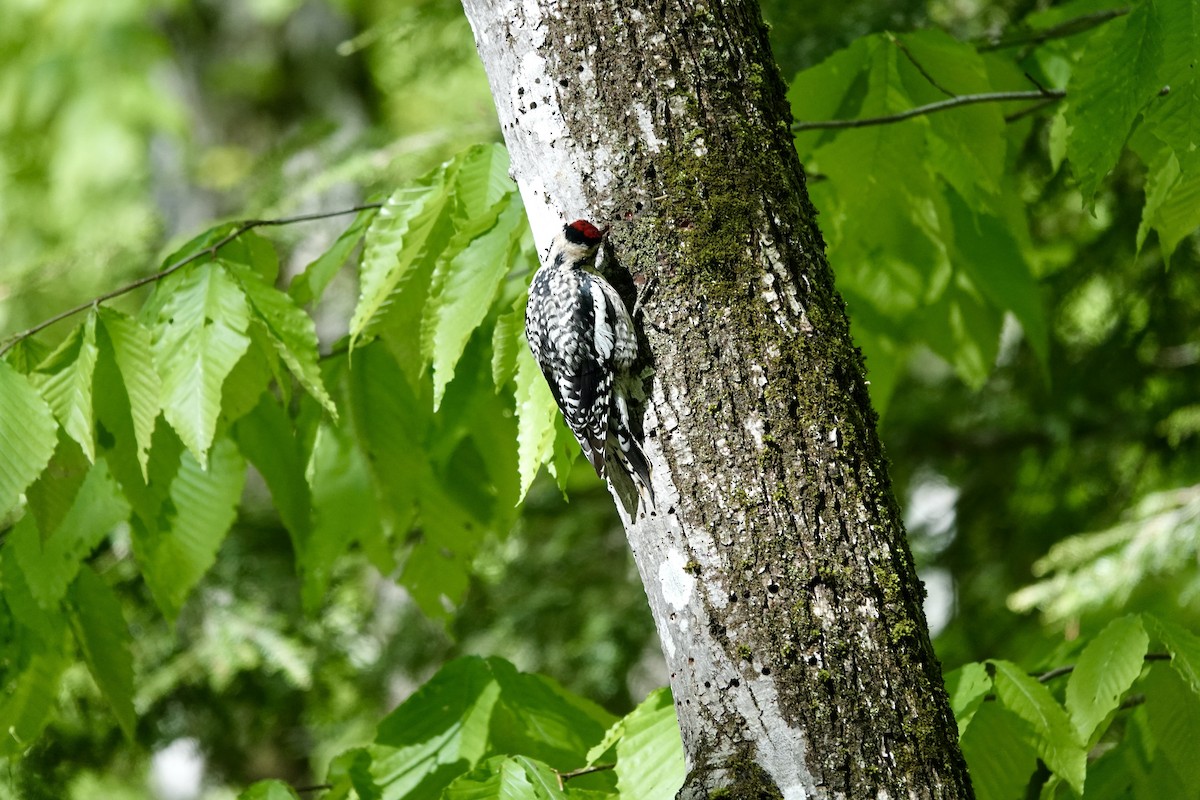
[{"x1": 460, "y1": 1, "x2": 973, "y2": 797}]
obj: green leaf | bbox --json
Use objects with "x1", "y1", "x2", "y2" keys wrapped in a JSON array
[
  {"x1": 234, "y1": 395, "x2": 312, "y2": 572},
  {"x1": 601, "y1": 688, "x2": 684, "y2": 800},
  {"x1": 237, "y1": 779, "x2": 302, "y2": 800},
  {"x1": 514, "y1": 347, "x2": 558, "y2": 502},
  {"x1": 491, "y1": 302, "x2": 525, "y2": 390},
  {"x1": 370, "y1": 657, "x2": 612, "y2": 800},
  {"x1": 442, "y1": 755, "x2": 574, "y2": 800},
  {"x1": 25, "y1": 433, "x2": 91, "y2": 538},
  {"x1": 225, "y1": 261, "x2": 336, "y2": 417},
  {"x1": 991, "y1": 659, "x2": 1087, "y2": 794},
  {"x1": 152, "y1": 263, "x2": 252, "y2": 462},
  {"x1": 0, "y1": 359, "x2": 63, "y2": 520},
  {"x1": 134, "y1": 436, "x2": 245, "y2": 621},
  {"x1": 451, "y1": 143, "x2": 517, "y2": 217},
  {"x1": 1065, "y1": 614, "x2": 1148, "y2": 743},
  {"x1": 1136, "y1": 147, "x2": 1200, "y2": 262},
  {"x1": 66, "y1": 565, "x2": 136, "y2": 739},
  {"x1": 943, "y1": 662, "x2": 991, "y2": 739},
  {"x1": 10, "y1": 458, "x2": 129, "y2": 609},
  {"x1": 1143, "y1": 660, "x2": 1200, "y2": 787},
  {"x1": 30, "y1": 313, "x2": 99, "y2": 462},
  {"x1": 98, "y1": 307, "x2": 160, "y2": 480},
  {"x1": 1147, "y1": 615, "x2": 1200, "y2": 698},
  {"x1": 304, "y1": 421, "x2": 383, "y2": 611},
  {"x1": 1065, "y1": 0, "x2": 1167, "y2": 202},
  {"x1": 958, "y1": 701, "x2": 1039, "y2": 800},
  {"x1": 350, "y1": 168, "x2": 455, "y2": 347},
  {"x1": 945, "y1": 188, "x2": 1049, "y2": 369},
  {"x1": 290, "y1": 205, "x2": 380, "y2": 306},
  {"x1": 0, "y1": 641, "x2": 68, "y2": 758},
  {"x1": 425, "y1": 194, "x2": 523, "y2": 409}
]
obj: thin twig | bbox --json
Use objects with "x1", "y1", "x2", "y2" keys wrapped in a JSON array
[
  {"x1": 293, "y1": 784, "x2": 333, "y2": 794},
  {"x1": 554, "y1": 763, "x2": 615, "y2": 790},
  {"x1": 893, "y1": 37, "x2": 957, "y2": 98},
  {"x1": 0, "y1": 203, "x2": 383, "y2": 359},
  {"x1": 791, "y1": 89, "x2": 1065, "y2": 132},
  {"x1": 978, "y1": 8, "x2": 1131, "y2": 52},
  {"x1": 1036, "y1": 652, "x2": 1172, "y2": 683}
]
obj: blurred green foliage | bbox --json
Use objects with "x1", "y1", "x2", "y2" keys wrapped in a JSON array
[{"x1": 0, "y1": 0, "x2": 1198, "y2": 798}]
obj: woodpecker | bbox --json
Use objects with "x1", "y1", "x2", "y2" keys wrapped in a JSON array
[{"x1": 525, "y1": 220, "x2": 654, "y2": 505}]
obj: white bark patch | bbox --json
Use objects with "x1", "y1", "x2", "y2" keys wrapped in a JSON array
[
  {"x1": 659, "y1": 550, "x2": 696, "y2": 610},
  {"x1": 632, "y1": 102, "x2": 663, "y2": 150},
  {"x1": 745, "y1": 410, "x2": 765, "y2": 450}
]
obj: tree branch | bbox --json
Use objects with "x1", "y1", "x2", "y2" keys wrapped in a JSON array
[
  {"x1": 0, "y1": 203, "x2": 383, "y2": 359},
  {"x1": 554, "y1": 763, "x2": 615, "y2": 790},
  {"x1": 1036, "y1": 652, "x2": 1172, "y2": 684},
  {"x1": 977, "y1": 8, "x2": 1130, "y2": 52},
  {"x1": 791, "y1": 89, "x2": 1065, "y2": 132}
]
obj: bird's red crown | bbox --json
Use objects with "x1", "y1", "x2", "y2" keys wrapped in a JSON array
[{"x1": 564, "y1": 219, "x2": 606, "y2": 245}]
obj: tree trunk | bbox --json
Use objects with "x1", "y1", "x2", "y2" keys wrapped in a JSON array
[{"x1": 460, "y1": 1, "x2": 973, "y2": 797}]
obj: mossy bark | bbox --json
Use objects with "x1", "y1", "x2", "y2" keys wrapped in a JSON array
[{"x1": 462, "y1": 0, "x2": 974, "y2": 797}]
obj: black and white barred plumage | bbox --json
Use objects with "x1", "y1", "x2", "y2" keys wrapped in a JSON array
[{"x1": 525, "y1": 220, "x2": 653, "y2": 503}]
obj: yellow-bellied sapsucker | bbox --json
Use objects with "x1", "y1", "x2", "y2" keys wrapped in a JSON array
[{"x1": 525, "y1": 220, "x2": 653, "y2": 504}]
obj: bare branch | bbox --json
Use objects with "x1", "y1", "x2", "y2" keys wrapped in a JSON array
[
  {"x1": 554, "y1": 763, "x2": 615, "y2": 790},
  {"x1": 791, "y1": 89, "x2": 1065, "y2": 132},
  {"x1": 0, "y1": 203, "x2": 382, "y2": 359},
  {"x1": 978, "y1": 8, "x2": 1131, "y2": 52},
  {"x1": 1036, "y1": 652, "x2": 1172, "y2": 684}
]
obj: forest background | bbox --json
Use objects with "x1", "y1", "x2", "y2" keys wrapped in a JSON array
[{"x1": 1, "y1": 0, "x2": 1199, "y2": 798}]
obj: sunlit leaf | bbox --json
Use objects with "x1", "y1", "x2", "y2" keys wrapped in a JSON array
[
  {"x1": 943, "y1": 662, "x2": 991, "y2": 739},
  {"x1": 958, "y1": 701, "x2": 1039, "y2": 800},
  {"x1": 98, "y1": 307, "x2": 160, "y2": 480},
  {"x1": 591, "y1": 688, "x2": 684, "y2": 800},
  {"x1": 491, "y1": 302, "x2": 525, "y2": 391},
  {"x1": 30, "y1": 312, "x2": 99, "y2": 461},
  {"x1": 991, "y1": 659, "x2": 1086, "y2": 794},
  {"x1": 514, "y1": 347, "x2": 558, "y2": 502},
  {"x1": 1148, "y1": 615, "x2": 1200, "y2": 698},
  {"x1": 0, "y1": 642, "x2": 68, "y2": 759},
  {"x1": 1143, "y1": 661, "x2": 1200, "y2": 787},
  {"x1": 237, "y1": 780, "x2": 302, "y2": 800},
  {"x1": 152, "y1": 264, "x2": 251, "y2": 462},
  {"x1": 225, "y1": 260, "x2": 336, "y2": 417},
  {"x1": 1065, "y1": 614, "x2": 1148, "y2": 743},
  {"x1": 425, "y1": 194, "x2": 522, "y2": 408},
  {"x1": 442, "y1": 755, "x2": 577, "y2": 800},
  {"x1": 0, "y1": 356, "x2": 68, "y2": 514}
]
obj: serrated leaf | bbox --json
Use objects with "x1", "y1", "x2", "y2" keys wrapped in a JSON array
[
  {"x1": 31, "y1": 313, "x2": 99, "y2": 461},
  {"x1": 992, "y1": 659, "x2": 1087, "y2": 794},
  {"x1": 1066, "y1": 614, "x2": 1148, "y2": 743},
  {"x1": 98, "y1": 308, "x2": 160, "y2": 480},
  {"x1": 134, "y1": 437, "x2": 245, "y2": 621},
  {"x1": 943, "y1": 662, "x2": 991, "y2": 739},
  {"x1": 237, "y1": 780, "x2": 302, "y2": 800},
  {"x1": 958, "y1": 701, "x2": 1039, "y2": 800},
  {"x1": 452, "y1": 144, "x2": 517, "y2": 217},
  {"x1": 1148, "y1": 615, "x2": 1200, "y2": 698},
  {"x1": 10, "y1": 459, "x2": 129, "y2": 609},
  {"x1": 153, "y1": 264, "x2": 252, "y2": 462},
  {"x1": 224, "y1": 261, "x2": 336, "y2": 417},
  {"x1": 425, "y1": 194, "x2": 523, "y2": 409},
  {"x1": 514, "y1": 347, "x2": 559, "y2": 502},
  {"x1": 350, "y1": 171, "x2": 455, "y2": 346},
  {"x1": 608, "y1": 688, "x2": 685, "y2": 800},
  {"x1": 491, "y1": 303, "x2": 525, "y2": 390},
  {"x1": 67, "y1": 565, "x2": 136, "y2": 739},
  {"x1": 290, "y1": 205, "x2": 380, "y2": 306},
  {"x1": 1066, "y1": 0, "x2": 1166, "y2": 202}
]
